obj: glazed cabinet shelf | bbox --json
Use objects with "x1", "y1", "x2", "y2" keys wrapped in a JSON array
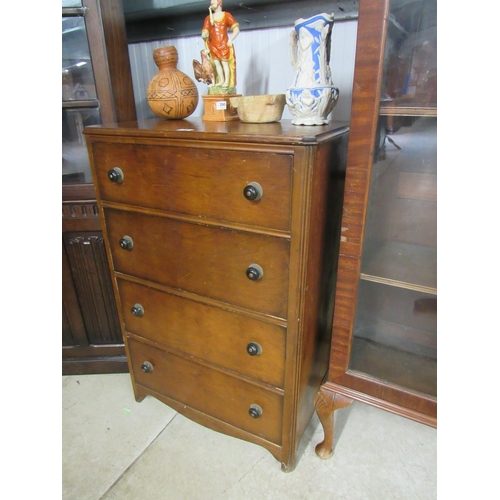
[
  {"x1": 354, "y1": 111, "x2": 437, "y2": 395},
  {"x1": 379, "y1": 105, "x2": 437, "y2": 117}
]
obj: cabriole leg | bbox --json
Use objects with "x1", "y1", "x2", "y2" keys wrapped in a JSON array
[{"x1": 314, "y1": 386, "x2": 353, "y2": 459}]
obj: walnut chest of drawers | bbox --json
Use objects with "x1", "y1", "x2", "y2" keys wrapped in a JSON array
[{"x1": 84, "y1": 118, "x2": 348, "y2": 472}]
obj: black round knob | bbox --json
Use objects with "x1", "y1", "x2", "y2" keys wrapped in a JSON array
[
  {"x1": 119, "y1": 235, "x2": 134, "y2": 250},
  {"x1": 243, "y1": 185, "x2": 258, "y2": 200},
  {"x1": 243, "y1": 182, "x2": 263, "y2": 201},
  {"x1": 141, "y1": 361, "x2": 153, "y2": 373},
  {"x1": 108, "y1": 167, "x2": 124, "y2": 183},
  {"x1": 131, "y1": 304, "x2": 144, "y2": 317},
  {"x1": 246, "y1": 342, "x2": 262, "y2": 356},
  {"x1": 248, "y1": 404, "x2": 263, "y2": 419},
  {"x1": 246, "y1": 264, "x2": 263, "y2": 281}
]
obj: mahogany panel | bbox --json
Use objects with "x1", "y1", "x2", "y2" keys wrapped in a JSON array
[
  {"x1": 328, "y1": 0, "x2": 390, "y2": 378},
  {"x1": 294, "y1": 136, "x2": 348, "y2": 442},
  {"x1": 97, "y1": 0, "x2": 137, "y2": 123},
  {"x1": 62, "y1": 217, "x2": 103, "y2": 233},
  {"x1": 62, "y1": 183, "x2": 97, "y2": 201},
  {"x1": 83, "y1": 0, "x2": 136, "y2": 124},
  {"x1": 62, "y1": 243, "x2": 87, "y2": 347},
  {"x1": 62, "y1": 343, "x2": 128, "y2": 375},
  {"x1": 63, "y1": 232, "x2": 122, "y2": 345},
  {"x1": 327, "y1": 255, "x2": 361, "y2": 376},
  {"x1": 326, "y1": 374, "x2": 437, "y2": 426},
  {"x1": 63, "y1": 356, "x2": 128, "y2": 375}
]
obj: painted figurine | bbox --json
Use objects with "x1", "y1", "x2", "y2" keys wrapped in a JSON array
[
  {"x1": 193, "y1": 49, "x2": 216, "y2": 86},
  {"x1": 200, "y1": 0, "x2": 240, "y2": 93}
]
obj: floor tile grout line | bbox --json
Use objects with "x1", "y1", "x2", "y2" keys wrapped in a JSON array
[
  {"x1": 97, "y1": 412, "x2": 179, "y2": 500},
  {"x1": 209, "y1": 455, "x2": 267, "y2": 500}
]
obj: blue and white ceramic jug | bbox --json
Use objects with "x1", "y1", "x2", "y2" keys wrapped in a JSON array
[{"x1": 286, "y1": 13, "x2": 339, "y2": 125}]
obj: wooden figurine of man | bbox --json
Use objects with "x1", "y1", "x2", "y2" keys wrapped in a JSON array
[{"x1": 201, "y1": 0, "x2": 240, "y2": 91}]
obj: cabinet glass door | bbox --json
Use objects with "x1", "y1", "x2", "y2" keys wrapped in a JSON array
[
  {"x1": 62, "y1": 15, "x2": 96, "y2": 102},
  {"x1": 62, "y1": 10, "x2": 100, "y2": 185},
  {"x1": 348, "y1": 0, "x2": 437, "y2": 396}
]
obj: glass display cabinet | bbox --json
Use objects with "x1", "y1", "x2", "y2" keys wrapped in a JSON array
[
  {"x1": 315, "y1": 0, "x2": 437, "y2": 459},
  {"x1": 62, "y1": 0, "x2": 136, "y2": 374},
  {"x1": 62, "y1": 10, "x2": 100, "y2": 184}
]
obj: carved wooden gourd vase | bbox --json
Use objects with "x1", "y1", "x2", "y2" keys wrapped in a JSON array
[{"x1": 147, "y1": 46, "x2": 199, "y2": 120}]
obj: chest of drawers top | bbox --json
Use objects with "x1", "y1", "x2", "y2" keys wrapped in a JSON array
[{"x1": 85, "y1": 117, "x2": 349, "y2": 145}]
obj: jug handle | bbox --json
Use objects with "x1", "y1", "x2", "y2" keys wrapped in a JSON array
[{"x1": 289, "y1": 29, "x2": 298, "y2": 69}]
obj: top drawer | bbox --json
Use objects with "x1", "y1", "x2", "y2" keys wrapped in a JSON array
[{"x1": 90, "y1": 141, "x2": 293, "y2": 231}]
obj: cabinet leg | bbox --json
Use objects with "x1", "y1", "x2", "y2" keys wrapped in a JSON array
[
  {"x1": 314, "y1": 386, "x2": 353, "y2": 460},
  {"x1": 133, "y1": 384, "x2": 147, "y2": 403}
]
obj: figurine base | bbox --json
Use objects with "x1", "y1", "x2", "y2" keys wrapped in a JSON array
[{"x1": 202, "y1": 94, "x2": 241, "y2": 122}]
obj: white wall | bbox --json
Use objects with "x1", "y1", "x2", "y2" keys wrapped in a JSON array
[{"x1": 128, "y1": 19, "x2": 358, "y2": 122}]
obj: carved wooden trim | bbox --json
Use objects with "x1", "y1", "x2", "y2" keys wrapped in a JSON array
[
  {"x1": 62, "y1": 201, "x2": 100, "y2": 220},
  {"x1": 326, "y1": 374, "x2": 437, "y2": 427},
  {"x1": 62, "y1": 243, "x2": 88, "y2": 347},
  {"x1": 63, "y1": 232, "x2": 122, "y2": 345}
]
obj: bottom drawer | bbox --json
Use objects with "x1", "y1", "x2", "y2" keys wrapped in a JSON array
[{"x1": 128, "y1": 338, "x2": 284, "y2": 445}]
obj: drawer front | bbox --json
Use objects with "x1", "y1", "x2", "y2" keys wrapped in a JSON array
[
  {"x1": 91, "y1": 142, "x2": 292, "y2": 231},
  {"x1": 105, "y1": 208, "x2": 290, "y2": 318},
  {"x1": 129, "y1": 338, "x2": 284, "y2": 445},
  {"x1": 118, "y1": 279, "x2": 286, "y2": 388}
]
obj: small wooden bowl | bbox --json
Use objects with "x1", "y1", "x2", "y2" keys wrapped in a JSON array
[{"x1": 229, "y1": 94, "x2": 286, "y2": 123}]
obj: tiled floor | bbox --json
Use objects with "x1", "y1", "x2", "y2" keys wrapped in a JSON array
[{"x1": 62, "y1": 373, "x2": 436, "y2": 499}]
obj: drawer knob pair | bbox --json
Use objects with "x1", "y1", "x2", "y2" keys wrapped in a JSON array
[
  {"x1": 243, "y1": 182, "x2": 263, "y2": 201},
  {"x1": 246, "y1": 264, "x2": 264, "y2": 281},
  {"x1": 108, "y1": 167, "x2": 124, "y2": 183},
  {"x1": 249, "y1": 404, "x2": 263, "y2": 419}
]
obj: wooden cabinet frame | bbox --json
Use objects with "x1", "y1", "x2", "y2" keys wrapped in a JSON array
[
  {"x1": 314, "y1": 0, "x2": 437, "y2": 460},
  {"x1": 62, "y1": 0, "x2": 136, "y2": 374}
]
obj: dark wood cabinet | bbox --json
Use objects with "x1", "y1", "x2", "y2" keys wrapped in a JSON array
[
  {"x1": 62, "y1": 0, "x2": 136, "y2": 374},
  {"x1": 85, "y1": 118, "x2": 348, "y2": 471},
  {"x1": 314, "y1": 0, "x2": 437, "y2": 460}
]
